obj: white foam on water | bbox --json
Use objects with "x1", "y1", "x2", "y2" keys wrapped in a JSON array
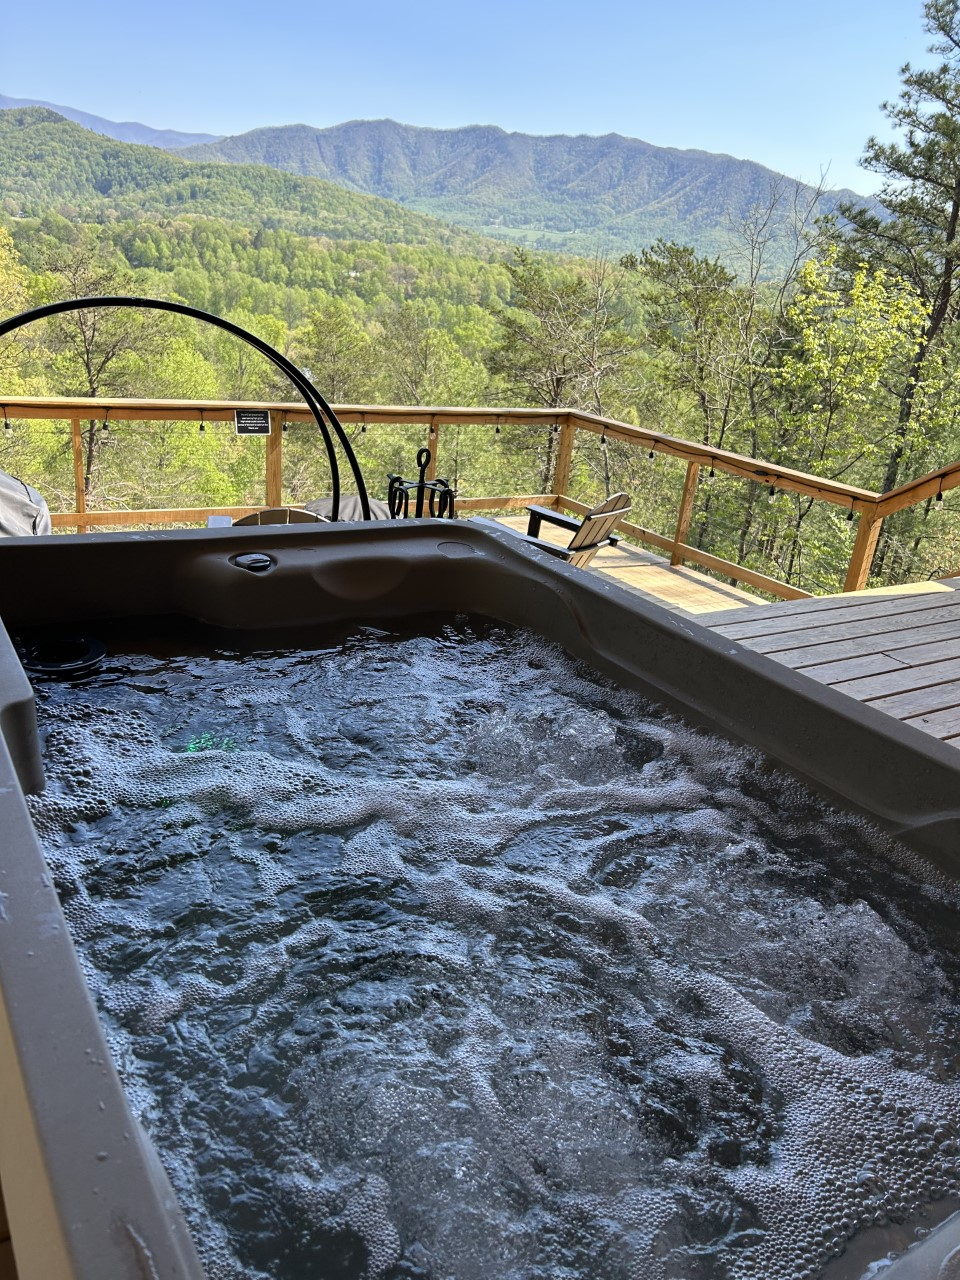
[{"x1": 28, "y1": 619, "x2": 960, "y2": 1280}]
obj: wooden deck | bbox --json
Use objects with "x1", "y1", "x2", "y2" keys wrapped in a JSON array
[
  {"x1": 699, "y1": 580, "x2": 960, "y2": 747},
  {"x1": 493, "y1": 515, "x2": 960, "y2": 752},
  {"x1": 496, "y1": 517, "x2": 761, "y2": 614}
]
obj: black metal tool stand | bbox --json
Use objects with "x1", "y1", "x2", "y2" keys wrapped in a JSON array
[{"x1": 387, "y1": 449, "x2": 456, "y2": 518}]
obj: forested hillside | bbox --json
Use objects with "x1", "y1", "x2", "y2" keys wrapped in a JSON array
[
  {"x1": 182, "y1": 117, "x2": 870, "y2": 265},
  {"x1": 0, "y1": 108, "x2": 486, "y2": 247},
  {"x1": 1, "y1": 3, "x2": 959, "y2": 601}
]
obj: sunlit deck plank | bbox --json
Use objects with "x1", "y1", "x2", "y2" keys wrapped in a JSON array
[{"x1": 495, "y1": 516, "x2": 761, "y2": 614}]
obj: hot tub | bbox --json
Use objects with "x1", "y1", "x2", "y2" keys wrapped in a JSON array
[{"x1": 1, "y1": 518, "x2": 959, "y2": 1280}]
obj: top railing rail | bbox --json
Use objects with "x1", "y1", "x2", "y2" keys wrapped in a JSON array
[
  {"x1": 0, "y1": 396, "x2": 955, "y2": 597},
  {"x1": 0, "y1": 396, "x2": 880, "y2": 502}
]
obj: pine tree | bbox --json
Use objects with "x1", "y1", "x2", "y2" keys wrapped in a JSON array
[{"x1": 838, "y1": 0, "x2": 960, "y2": 494}]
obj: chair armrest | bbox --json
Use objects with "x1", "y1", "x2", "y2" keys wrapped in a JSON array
[
  {"x1": 518, "y1": 534, "x2": 572, "y2": 561},
  {"x1": 525, "y1": 504, "x2": 581, "y2": 537}
]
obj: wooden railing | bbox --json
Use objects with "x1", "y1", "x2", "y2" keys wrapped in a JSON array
[{"x1": 2, "y1": 396, "x2": 958, "y2": 600}]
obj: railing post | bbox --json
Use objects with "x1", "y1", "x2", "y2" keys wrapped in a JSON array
[
  {"x1": 552, "y1": 415, "x2": 576, "y2": 505},
  {"x1": 70, "y1": 417, "x2": 87, "y2": 533},
  {"x1": 266, "y1": 409, "x2": 283, "y2": 507},
  {"x1": 671, "y1": 461, "x2": 701, "y2": 566},
  {"x1": 425, "y1": 420, "x2": 438, "y2": 480},
  {"x1": 843, "y1": 507, "x2": 883, "y2": 592}
]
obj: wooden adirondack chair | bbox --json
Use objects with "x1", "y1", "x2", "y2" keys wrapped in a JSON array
[{"x1": 521, "y1": 493, "x2": 631, "y2": 568}]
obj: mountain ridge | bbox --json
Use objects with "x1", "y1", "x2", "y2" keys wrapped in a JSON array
[
  {"x1": 0, "y1": 97, "x2": 875, "y2": 266},
  {"x1": 181, "y1": 117, "x2": 871, "y2": 260},
  {"x1": 0, "y1": 92, "x2": 220, "y2": 150}
]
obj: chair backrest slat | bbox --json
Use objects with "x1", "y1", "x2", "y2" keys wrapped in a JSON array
[
  {"x1": 567, "y1": 493, "x2": 630, "y2": 551},
  {"x1": 568, "y1": 546, "x2": 603, "y2": 568}
]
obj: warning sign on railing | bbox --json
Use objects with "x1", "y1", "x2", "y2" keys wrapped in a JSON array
[{"x1": 234, "y1": 409, "x2": 271, "y2": 436}]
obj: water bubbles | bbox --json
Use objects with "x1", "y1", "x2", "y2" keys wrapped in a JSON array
[{"x1": 28, "y1": 617, "x2": 960, "y2": 1280}]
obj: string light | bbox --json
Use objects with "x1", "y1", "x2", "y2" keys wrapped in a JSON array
[
  {"x1": 768, "y1": 485, "x2": 776, "y2": 503},
  {"x1": 934, "y1": 477, "x2": 945, "y2": 513},
  {"x1": 647, "y1": 449, "x2": 655, "y2": 460},
  {"x1": 101, "y1": 409, "x2": 110, "y2": 437},
  {"x1": 707, "y1": 457, "x2": 716, "y2": 483},
  {"x1": 600, "y1": 430, "x2": 607, "y2": 447},
  {"x1": 495, "y1": 419, "x2": 501, "y2": 437},
  {"x1": 2, "y1": 407, "x2": 9, "y2": 437},
  {"x1": 360, "y1": 414, "x2": 367, "y2": 434},
  {"x1": 429, "y1": 417, "x2": 436, "y2": 437},
  {"x1": 198, "y1": 409, "x2": 205, "y2": 435},
  {"x1": 847, "y1": 498, "x2": 855, "y2": 522},
  {"x1": 282, "y1": 416, "x2": 288, "y2": 433}
]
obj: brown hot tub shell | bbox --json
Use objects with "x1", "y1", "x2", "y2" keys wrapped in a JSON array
[{"x1": 0, "y1": 518, "x2": 958, "y2": 1279}]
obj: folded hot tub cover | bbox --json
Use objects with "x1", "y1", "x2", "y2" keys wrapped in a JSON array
[
  {"x1": 0, "y1": 470, "x2": 51, "y2": 537},
  {"x1": 304, "y1": 495, "x2": 392, "y2": 521}
]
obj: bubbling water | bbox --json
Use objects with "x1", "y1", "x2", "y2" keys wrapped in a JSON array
[{"x1": 28, "y1": 616, "x2": 960, "y2": 1280}]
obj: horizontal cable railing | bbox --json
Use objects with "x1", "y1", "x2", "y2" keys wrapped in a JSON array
[{"x1": 1, "y1": 396, "x2": 957, "y2": 598}]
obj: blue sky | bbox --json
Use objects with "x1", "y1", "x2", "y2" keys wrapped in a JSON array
[{"x1": 5, "y1": 0, "x2": 934, "y2": 194}]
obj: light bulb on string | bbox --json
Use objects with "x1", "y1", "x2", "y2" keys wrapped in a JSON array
[
  {"x1": 647, "y1": 449, "x2": 654, "y2": 460},
  {"x1": 360, "y1": 414, "x2": 367, "y2": 434},
  {"x1": 847, "y1": 499, "x2": 855, "y2": 522},
  {"x1": 2, "y1": 407, "x2": 10, "y2": 437},
  {"x1": 934, "y1": 479, "x2": 945, "y2": 513},
  {"x1": 101, "y1": 411, "x2": 110, "y2": 437},
  {"x1": 198, "y1": 409, "x2": 205, "y2": 435},
  {"x1": 767, "y1": 485, "x2": 776, "y2": 503}
]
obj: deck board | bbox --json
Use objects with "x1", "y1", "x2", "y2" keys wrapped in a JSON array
[
  {"x1": 800, "y1": 653, "x2": 911, "y2": 683},
  {"x1": 709, "y1": 590, "x2": 960, "y2": 641},
  {"x1": 889, "y1": 635, "x2": 960, "y2": 665},
  {"x1": 698, "y1": 580, "x2": 958, "y2": 630},
  {"x1": 764, "y1": 620, "x2": 960, "y2": 669},
  {"x1": 904, "y1": 706, "x2": 960, "y2": 739},
  {"x1": 868, "y1": 678, "x2": 960, "y2": 719},
  {"x1": 832, "y1": 656, "x2": 960, "y2": 700},
  {"x1": 729, "y1": 602, "x2": 960, "y2": 654}
]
